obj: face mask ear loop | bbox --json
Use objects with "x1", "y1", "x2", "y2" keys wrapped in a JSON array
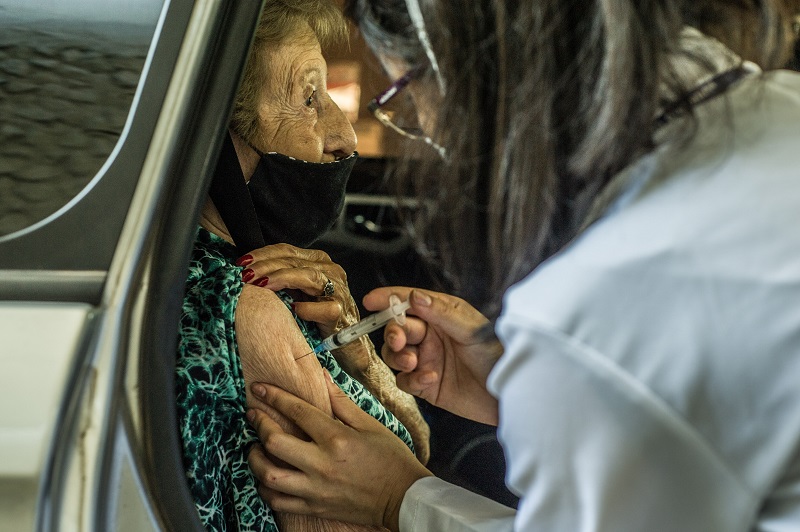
[
  {"x1": 208, "y1": 132, "x2": 267, "y2": 253},
  {"x1": 247, "y1": 142, "x2": 266, "y2": 158},
  {"x1": 404, "y1": 0, "x2": 446, "y2": 96}
]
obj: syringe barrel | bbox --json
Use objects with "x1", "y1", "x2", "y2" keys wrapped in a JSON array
[
  {"x1": 314, "y1": 296, "x2": 410, "y2": 353},
  {"x1": 335, "y1": 311, "x2": 389, "y2": 344}
]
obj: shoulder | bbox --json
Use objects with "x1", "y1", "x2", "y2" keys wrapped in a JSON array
[
  {"x1": 236, "y1": 285, "x2": 297, "y2": 343},
  {"x1": 183, "y1": 230, "x2": 243, "y2": 314},
  {"x1": 235, "y1": 285, "x2": 313, "y2": 371},
  {"x1": 495, "y1": 187, "x2": 800, "y2": 507},
  {"x1": 488, "y1": 71, "x2": 800, "y2": 526},
  {"x1": 501, "y1": 68, "x2": 800, "y2": 336}
]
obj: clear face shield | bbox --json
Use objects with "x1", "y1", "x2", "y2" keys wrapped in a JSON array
[
  {"x1": 404, "y1": 0, "x2": 445, "y2": 95},
  {"x1": 366, "y1": 0, "x2": 448, "y2": 159}
]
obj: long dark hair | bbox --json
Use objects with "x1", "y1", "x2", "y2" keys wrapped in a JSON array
[{"x1": 346, "y1": 0, "x2": 792, "y2": 317}]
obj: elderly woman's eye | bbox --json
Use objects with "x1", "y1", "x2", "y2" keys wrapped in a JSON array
[{"x1": 305, "y1": 89, "x2": 317, "y2": 107}]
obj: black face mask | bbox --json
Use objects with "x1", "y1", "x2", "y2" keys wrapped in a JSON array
[
  {"x1": 248, "y1": 148, "x2": 357, "y2": 248},
  {"x1": 209, "y1": 133, "x2": 357, "y2": 253}
]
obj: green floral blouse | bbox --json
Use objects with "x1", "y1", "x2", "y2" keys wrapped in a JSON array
[{"x1": 176, "y1": 227, "x2": 414, "y2": 531}]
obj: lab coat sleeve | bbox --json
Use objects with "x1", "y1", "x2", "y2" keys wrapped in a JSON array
[
  {"x1": 489, "y1": 321, "x2": 757, "y2": 532},
  {"x1": 399, "y1": 476, "x2": 516, "y2": 532}
]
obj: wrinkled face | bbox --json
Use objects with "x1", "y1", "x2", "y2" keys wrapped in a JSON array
[{"x1": 254, "y1": 24, "x2": 357, "y2": 163}]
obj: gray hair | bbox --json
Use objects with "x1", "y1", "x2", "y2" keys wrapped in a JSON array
[{"x1": 231, "y1": 0, "x2": 348, "y2": 143}]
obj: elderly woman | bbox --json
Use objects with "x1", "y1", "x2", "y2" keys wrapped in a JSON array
[{"x1": 175, "y1": 1, "x2": 428, "y2": 531}]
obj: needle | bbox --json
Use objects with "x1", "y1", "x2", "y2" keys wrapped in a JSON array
[{"x1": 294, "y1": 351, "x2": 314, "y2": 361}]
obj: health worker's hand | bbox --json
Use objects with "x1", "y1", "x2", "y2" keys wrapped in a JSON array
[
  {"x1": 247, "y1": 377, "x2": 432, "y2": 532},
  {"x1": 364, "y1": 288, "x2": 503, "y2": 426},
  {"x1": 237, "y1": 244, "x2": 369, "y2": 374}
]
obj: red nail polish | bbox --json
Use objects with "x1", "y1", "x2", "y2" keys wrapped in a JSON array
[
  {"x1": 242, "y1": 268, "x2": 255, "y2": 282},
  {"x1": 290, "y1": 302, "x2": 296, "y2": 313},
  {"x1": 236, "y1": 254, "x2": 254, "y2": 266},
  {"x1": 255, "y1": 277, "x2": 270, "y2": 287}
]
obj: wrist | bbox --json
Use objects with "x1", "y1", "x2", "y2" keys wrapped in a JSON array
[
  {"x1": 336, "y1": 335, "x2": 376, "y2": 378},
  {"x1": 383, "y1": 469, "x2": 433, "y2": 532}
]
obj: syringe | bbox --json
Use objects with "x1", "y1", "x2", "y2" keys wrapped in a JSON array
[{"x1": 313, "y1": 294, "x2": 410, "y2": 354}]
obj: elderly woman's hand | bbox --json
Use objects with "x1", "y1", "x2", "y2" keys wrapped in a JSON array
[
  {"x1": 237, "y1": 244, "x2": 369, "y2": 371},
  {"x1": 238, "y1": 244, "x2": 357, "y2": 334}
]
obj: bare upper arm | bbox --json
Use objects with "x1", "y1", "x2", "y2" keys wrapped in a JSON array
[
  {"x1": 235, "y1": 284, "x2": 331, "y2": 427},
  {"x1": 236, "y1": 289, "x2": 380, "y2": 532}
]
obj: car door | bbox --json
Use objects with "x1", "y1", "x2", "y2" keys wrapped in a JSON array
[{"x1": 0, "y1": 1, "x2": 263, "y2": 530}]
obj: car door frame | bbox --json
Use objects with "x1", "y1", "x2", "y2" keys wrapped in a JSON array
[{"x1": 0, "y1": 0, "x2": 264, "y2": 530}]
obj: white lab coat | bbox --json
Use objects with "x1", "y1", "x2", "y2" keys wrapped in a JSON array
[{"x1": 399, "y1": 54, "x2": 800, "y2": 532}]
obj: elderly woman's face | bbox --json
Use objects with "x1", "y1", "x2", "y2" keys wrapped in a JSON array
[{"x1": 254, "y1": 25, "x2": 356, "y2": 162}]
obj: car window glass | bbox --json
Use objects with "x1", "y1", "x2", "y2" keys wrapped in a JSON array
[{"x1": 0, "y1": 0, "x2": 164, "y2": 237}]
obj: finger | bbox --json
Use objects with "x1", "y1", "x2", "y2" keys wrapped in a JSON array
[
  {"x1": 384, "y1": 316, "x2": 428, "y2": 348},
  {"x1": 381, "y1": 327, "x2": 407, "y2": 355},
  {"x1": 245, "y1": 243, "x2": 332, "y2": 265},
  {"x1": 247, "y1": 403, "x2": 287, "y2": 441},
  {"x1": 407, "y1": 289, "x2": 489, "y2": 343},
  {"x1": 247, "y1": 445, "x2": 310, "y2": 499},
  {"x1": 395, "y1": 370, "x2": 439, "y2": 401},
  {"x1": 249, "y1": 266, "x2": 334, "y2": 295},
  {"x1": 381, "y1": 342, "x2": 419, "y2": 373},
  {"x1": 366, "y1": 288, "x2": 488, "y2": 341},
  {"x1": 292, "y1": 300, "x2": 342, "y2": 325},
  {"x1": 363, "y1": 286, "x2": 414, "y2": 312},
  {"x1": 254, "y1": 383, "x2": 341, "y2": 442},
  {"x1": 324, "y1": 376, "x2": 386, "y2": 431},
  {"x1": 242, "y1": 248, "x2": 344, "y2": 287},
  {"x1": 242, "y1": 258, "x2": 313, "y2": 285},
  {"x1": 247, "y1": 406, "x2": 318, "y2": 470},
  {"x1": 256, "y1": 484, "x2": 313, "y2": 516},
  {"x1": 246, "y1": 394, "x2": 290, "y2": 429},
  {"x1": 366, "y1": 289, "x2": 465, "y2": 341}
]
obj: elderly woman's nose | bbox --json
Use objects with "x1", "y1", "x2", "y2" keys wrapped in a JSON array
[{"x1": 323, "y1": 101, "x2": 357, "y2": 158}]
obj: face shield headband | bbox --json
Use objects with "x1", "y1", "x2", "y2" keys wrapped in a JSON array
[{"x1": 404, "y1": 0, "x2": 446, "y2": 96}]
